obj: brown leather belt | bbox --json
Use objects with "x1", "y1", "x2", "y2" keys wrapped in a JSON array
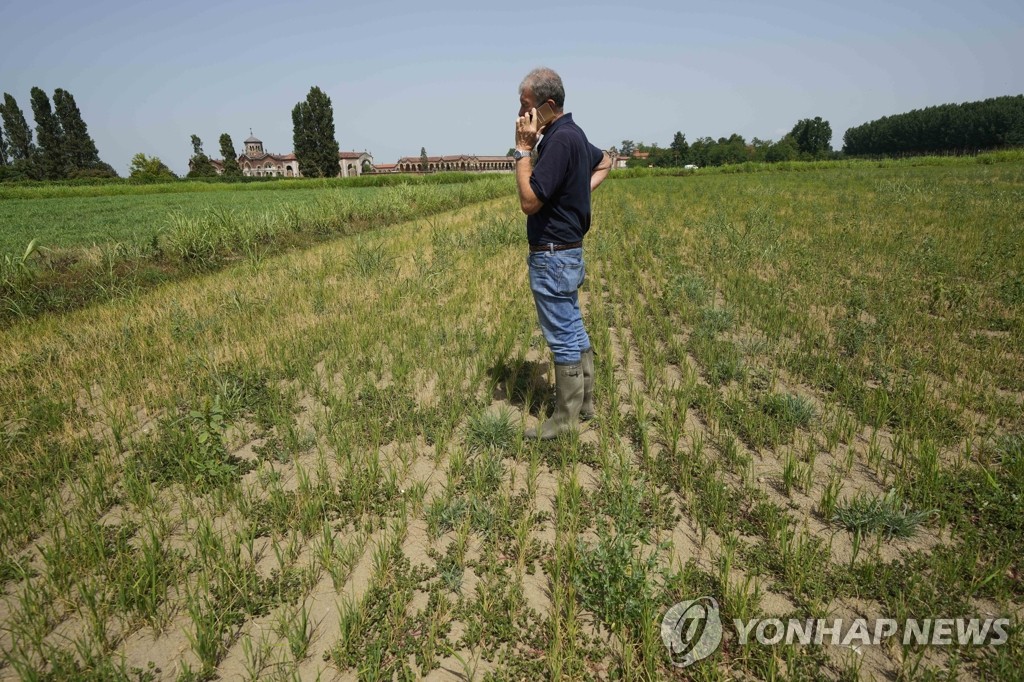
[{"x1": 529, "y1": 241, "x2": 583, "y2": 253}]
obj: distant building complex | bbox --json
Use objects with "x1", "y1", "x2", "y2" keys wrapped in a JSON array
[
  {"x1": 199, "y1": 133, "x2": 519, "y2": 177},
  {"x1": 386, "y1": 155, "x2": 514, "y2": 173},
  {"x1": 203, "y1": 135, "x2": 372, "y2": 178}
]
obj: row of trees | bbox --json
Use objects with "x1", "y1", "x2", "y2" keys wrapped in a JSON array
[
  {"x1": 842, "y1": 95, "x2": 1024, "y2": 156},
  {"x1": 0, "y1": 88, "x2": 112, "y2": 180},
  {"x1": 620, "y1": 117, "x2": 834, "y2": 168},
  {"x1": 620, "y1": 93, "x2": 1024, "y2": 167}
]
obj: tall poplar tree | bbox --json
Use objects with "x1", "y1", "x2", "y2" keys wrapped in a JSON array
[
  {"x1": 53, "y1": 88, "x2": 102, "y2": 171},
  {"x1": 1, "y1": 93, "x2": 39, "y2": 178},
  {"x1": 30, "y1": 87, "x2": 68, "y2": 179},
  {"x1": 420, "y1": 147, "x2": 428, "y2": 173},
  {"x1": 218, "y1": 133, "x2": 241, "y2": 176},
  {"x1": 292, "y1": 86, "x2": 339, "y2": 178}
]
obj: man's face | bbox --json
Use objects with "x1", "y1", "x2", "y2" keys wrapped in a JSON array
[{"x1": 519, "y1": 89, "x2": 538, "y2": 118}]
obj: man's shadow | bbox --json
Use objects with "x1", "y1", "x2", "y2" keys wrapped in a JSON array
[{"x1": 487, "y1": 358, "x2": 553, "y2": 416}]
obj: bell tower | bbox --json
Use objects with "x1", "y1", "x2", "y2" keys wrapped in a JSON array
[{"x1": 244, "y1": 129, "x2": 264, "y2": 157}]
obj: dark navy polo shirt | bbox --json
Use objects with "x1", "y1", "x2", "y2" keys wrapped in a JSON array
[{"x1": 527, "y1": 113, "x2": 605, "y2": 245}]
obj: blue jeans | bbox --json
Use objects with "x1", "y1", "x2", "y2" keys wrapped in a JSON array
[{"x1": 528, "y1": 247, "x2": 591, "y2": 365}]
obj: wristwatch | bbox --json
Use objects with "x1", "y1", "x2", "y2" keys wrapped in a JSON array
[{"x1": 513, "y1": 149, "x2": 532, "y2": 161}]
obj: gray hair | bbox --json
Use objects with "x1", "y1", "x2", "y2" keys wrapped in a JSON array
[{"x1": 519, "y1": 67, "x2": 565, "y2": 109}]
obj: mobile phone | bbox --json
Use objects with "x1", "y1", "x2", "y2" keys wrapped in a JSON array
[{"x1": 535, "y1": 102, "x2": 556, "y2": 128}]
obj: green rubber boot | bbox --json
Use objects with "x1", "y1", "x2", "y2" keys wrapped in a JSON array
[
  {"x1": 525, "y1": 362, "x2": 584, "y2": 440},
  {"x1": 580, "y1": 347, "x2": 595, "y2": 421}
]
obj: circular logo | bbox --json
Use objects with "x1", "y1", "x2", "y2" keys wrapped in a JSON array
[{"x1": 661, "y1": 596, "x2": 723, "y2": 668}]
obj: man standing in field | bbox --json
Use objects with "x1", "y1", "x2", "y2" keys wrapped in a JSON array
[{"x1": 514, "y1": 67, "x2": 611, "y2": 439}]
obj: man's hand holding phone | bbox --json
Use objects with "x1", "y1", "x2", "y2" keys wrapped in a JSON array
[
  {"x1": 516, "y1": 102, "x2": 555, "y2": 152},
  {"x1": 516, "y1": 109, "x2": 541, "y2": 152}
]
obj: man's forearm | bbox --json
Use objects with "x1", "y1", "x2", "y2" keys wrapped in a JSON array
[
  {"x1": 590, "y1": 151, "x2": 611, "y2": 191},
  {"x1": 516, "y1": 157, "x2": 542, "y2": 214}
]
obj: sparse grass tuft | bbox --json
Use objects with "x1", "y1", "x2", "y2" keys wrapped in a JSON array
[
  {"x1": 761, "y1": 392, "x2": 816, "y2": 431},
  {"x1": 833, "y1": 489, "x2": 933, "y2": 540},
  {"x1": 347, "y1": 239, "x2": 395, "y2": 277},
  {"x1": 465, "y1": 407, "x2": 517, "y2": 452}
]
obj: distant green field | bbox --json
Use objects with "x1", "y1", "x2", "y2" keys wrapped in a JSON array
[
  {"x1": 0, "y1": 175, "x2": 515, "y2": 323},
  {"x1": 0, "y1": 172, "x2": 499, "y2": 255},
  {"x1": 0, "y1": 186, "x2": 385, "y2": 255}
]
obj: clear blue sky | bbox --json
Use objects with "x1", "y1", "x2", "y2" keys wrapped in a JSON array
[{"x1": 2, "y1": 0, "x2": 1022, "y2": 175}]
